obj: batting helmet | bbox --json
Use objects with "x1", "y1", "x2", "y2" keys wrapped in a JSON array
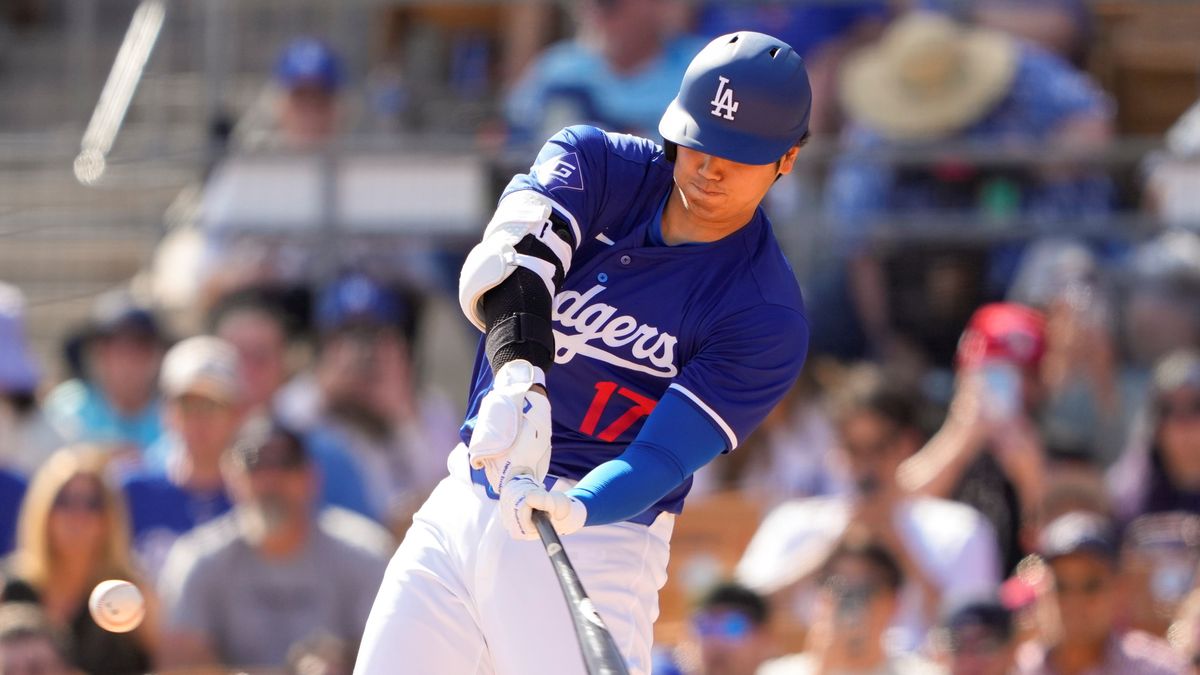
[{"x1": 659, "y1": 32, "x2": 812, "y2": 165}]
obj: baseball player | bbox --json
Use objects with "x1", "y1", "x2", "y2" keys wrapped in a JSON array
[{"x1": 355, "y1": 32, "x2": 812, "y2": 675}]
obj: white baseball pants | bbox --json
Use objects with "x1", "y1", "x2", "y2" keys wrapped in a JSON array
[{"x1": 353, "y1": 445, "x2": 674, "y2": 675}]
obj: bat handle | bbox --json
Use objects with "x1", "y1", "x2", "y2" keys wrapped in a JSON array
[{"x1": 532, "y1": 509, "x2": 562, "y2": 547}]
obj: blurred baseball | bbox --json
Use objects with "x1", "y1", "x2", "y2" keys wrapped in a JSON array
[{"x1": 88, "y1": 579, "x2": 145, "y2": 633}]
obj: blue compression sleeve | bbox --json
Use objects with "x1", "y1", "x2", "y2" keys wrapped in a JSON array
[{"x1": 566, "y1": 389, "x2": 727, "y2": 526}]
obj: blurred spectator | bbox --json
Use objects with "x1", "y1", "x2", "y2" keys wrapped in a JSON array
[
  {"x1": 738, "y1": 366, "x2": 999, "y2": 652},
  {"x1": 1122, "y1": 513, "x2": 1200, "y2": 638},
  {"x1": 933, "y1": 598, "x2": 1019, "y2": 675},
  {"x1": 691, "y1": 582, "x2": 774, "y2": 675},
  {"x1": 1145, "y1": 100, "x2": 1200, "y2": 229},
  {"x1": 156, "y1": 421, "x2": 389, "y2": 669},
  {"x1": 1020, "y1": 455, "x2": 1111, "y2": 557},
  {"x1": 0, "y1": 469, "x2": 26, "y2": 558},
  {"x1": 0, "y1": 283, "x2": 61, "y2": 477},
  {"x1": 277, "y1": 274, "x2": 457, "y2": 533},
  {"x1": 694, "y1": 2, "x2": 889, "y2": 136},
  {"x1": 1122, "y1": 232, "x2": 1200, "y2": 372},
  {"x1": 155, "y1": 38, "x2": 348, "y2": 317},
  {"x1": 121, "y1": 337, "x2": 242, "y2": 581},
  {"x1": 1015, "y1": 511, "x2": 1187, "y2": 674},
  {"x1": 213, "y1": 290, "x2": 382, "y2": 522},
  {"x1": 724, "y1": 371, "x2": 847, "y2": 504},
  {"x1": 1, "y1": 448, "x2": 154, "y2": 675},
  {"x1": 0, "y1": 602, "x2": 77, "y2": 675},
  {"x1": 262, "y1": 37, "x2": 344, "y2": 149},
  {"x1": 757, "y1": 540, "x2": 942, "y2": 674},
  {"x1": 504, "y1": 0, "x2": 705, "y2": 145},
  {"x1": 899, "y1": 303, "x2": 1049, "y2": 574},
  {"x1": 817, "y1": 12, "x2": 1113, "y2": 366},
  {"x1": 1007, "y1": 239, "x2": 1127, "y2": 464},
  {"x1": 1109, "y1": 350, "x2": 1200, "y2": 525},
  {"x1": 210, "y1": 286, "x2": 301, "y2": 418},
  {"x1": 44, "y1": 291, "x2": 166, "y2": 458}
]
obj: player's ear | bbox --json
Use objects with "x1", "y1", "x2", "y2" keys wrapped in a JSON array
[{"x1": 776, "y1": 144, "x2": 803, "y2": 177}]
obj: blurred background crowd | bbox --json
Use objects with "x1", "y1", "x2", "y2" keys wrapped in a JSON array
[{"x1": 0, "y1": 0, "x2": 1199, "y2": 673}]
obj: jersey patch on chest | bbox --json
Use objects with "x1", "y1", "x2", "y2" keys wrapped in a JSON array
[{"x1": 552, "y1": 285, "x2": 678, "y2": 378}]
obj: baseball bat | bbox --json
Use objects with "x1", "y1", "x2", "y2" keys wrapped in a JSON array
[{"x1": 532, "y1": 510, "x2": 631, "y2": 675}]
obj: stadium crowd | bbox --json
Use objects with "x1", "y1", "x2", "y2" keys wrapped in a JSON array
[{"x1": 2, "y1": 1, "x2": 1200, "y2": 674}]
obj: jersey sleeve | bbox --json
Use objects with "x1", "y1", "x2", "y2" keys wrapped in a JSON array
[
  {"x1": 669, "y1": 304, "x2": 810, "y2": 451},
  {"x1": 501, "y1": 125, "x2": 612, "y2": 246}
]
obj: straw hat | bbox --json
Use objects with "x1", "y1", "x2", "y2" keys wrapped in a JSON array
[{"x1": 840, "y1": 13, "x2": 1018, "y2": 140}]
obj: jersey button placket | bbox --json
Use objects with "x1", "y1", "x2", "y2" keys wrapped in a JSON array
[{"x1": 619, "y1": 254, "x2": 632, "y2": 266}]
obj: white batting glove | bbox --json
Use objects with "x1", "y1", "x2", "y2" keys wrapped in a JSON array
[
  {"x1": 500, "y1": 474, "x2": 588, "y2": 540},
  {"x1": 468, "y1": 360, "x2": 552, "y2": 494}
]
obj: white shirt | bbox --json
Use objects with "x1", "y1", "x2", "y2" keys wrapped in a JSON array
[{"x1": 736, "y1": 495, "x2": 1001, "y2": 652}]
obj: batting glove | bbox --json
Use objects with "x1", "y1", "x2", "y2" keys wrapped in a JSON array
[
  {"x1": 500, "y1": 474, "x2": 587, "y2": 541},
  {"x1": 468, "y1": 360, "x2": 552, "y2": 494}
]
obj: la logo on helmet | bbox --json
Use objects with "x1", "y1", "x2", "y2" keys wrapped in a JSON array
[{"x1": 710, "y1": 76, "x2": 739, "y2": 121}]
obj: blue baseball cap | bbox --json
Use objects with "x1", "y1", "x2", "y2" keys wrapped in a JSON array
[
  {"x1": 274, "y1": 37, "x2": 343, "y2": 92},
  {"x1": 316, "y1": 274, "x2": 404, "y2": 334},
  {"x1": 659, "y1": 31, "x2": 812, "y2": 165}
]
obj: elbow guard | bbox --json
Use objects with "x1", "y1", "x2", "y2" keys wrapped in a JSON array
[{"x1": 458, "y1": 191, "x2": 579, "y2": 332}]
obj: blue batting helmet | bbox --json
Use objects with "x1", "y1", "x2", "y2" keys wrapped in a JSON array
[{"x1": 659, "y1": 32, "x2": 812, "y2": 165}]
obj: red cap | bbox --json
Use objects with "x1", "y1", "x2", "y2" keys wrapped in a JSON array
[{"x1": 956, "y1": 303, "x2": 1046, "y2": 371}]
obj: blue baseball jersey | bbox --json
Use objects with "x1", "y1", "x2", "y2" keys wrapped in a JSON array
[{"x1": 459, "y1": 125, "x2": 809, "y2": 515}]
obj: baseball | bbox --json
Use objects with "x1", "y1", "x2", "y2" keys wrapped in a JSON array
[{"x1": 88, "y1": 579, "x2": 145, "y2": 633}]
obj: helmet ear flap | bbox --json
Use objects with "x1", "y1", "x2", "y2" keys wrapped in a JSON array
[{"x1": 663, "y1": 141, "x2": 678, "y2": 163}]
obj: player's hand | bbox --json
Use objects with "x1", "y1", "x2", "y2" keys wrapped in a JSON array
[
  {"x1": 499, "y1": 474, "x2": 587, "y2": 540},
  {"x1": 468, "y1": 360, "x2": 552, "y2": 494}
]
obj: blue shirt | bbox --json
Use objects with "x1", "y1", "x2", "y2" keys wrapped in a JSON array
[
  {"x1": 43, "y1": 380, "x2": 164, "y2": 452},
  {"x1": 505, "y1": 37, "x2": 706, "y2": 146},
  {"x1": 0, "y1": 469, "x2": 26, "y2": 557},
  {"x1": 143, "y1": 432, "x2": 376, "y2": 523},
  {"x1": 120, "y1": 470, "x2": 233, "y2": 577},
  {"x1": 460, "y1": 125, "x2": 810, "y2": 515}
]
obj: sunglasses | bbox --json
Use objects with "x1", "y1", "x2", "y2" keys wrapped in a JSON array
[
  {"x1": 693, "y1": 612, "x2": 753, "y2": 641},
  {"x1": 1159, "y1": 398, "x2": 1200, "y2": 422},
  {"x1": 53, "y1": 492, "x2": 105, "y2": 513}
]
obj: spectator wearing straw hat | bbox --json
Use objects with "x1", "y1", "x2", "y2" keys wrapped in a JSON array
[{"x1": 813, "y1": 12, "x2": 1113, "y2": 367}]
